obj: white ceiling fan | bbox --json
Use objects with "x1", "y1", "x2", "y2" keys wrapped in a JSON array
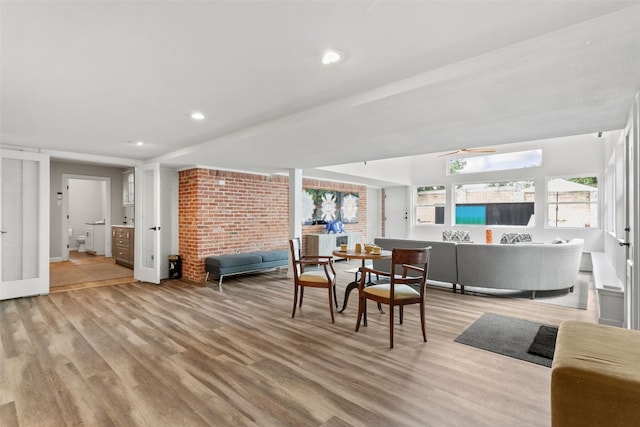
[{"x1": 438, "y1": 147, "x2": 496, "y2": 157}]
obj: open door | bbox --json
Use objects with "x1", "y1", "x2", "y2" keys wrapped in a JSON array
[
  {"x1": 623, "y1": 94, "x2": 638, "y2": 330},
  {"x1": 0, "y1": 150, "x2": 50, "y2": 300},
  {"x1": 134, "y1": 163, "x2": 177, "y2": 284}
]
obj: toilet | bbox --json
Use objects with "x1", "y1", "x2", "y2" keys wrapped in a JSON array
[
  {"x1": 76, "y1": 235, "x2": 86, "y2": 252},
  {"x1": 69, "y1": 229, "x2": 86, "y2": 252}
]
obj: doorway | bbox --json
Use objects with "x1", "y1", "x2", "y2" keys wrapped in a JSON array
[
  {"x1": 50, "y1": 174, "x2": 132, "y2": 292},
  {"x1": 61, "y1": 174, "x2": 111, "y2": 261}
]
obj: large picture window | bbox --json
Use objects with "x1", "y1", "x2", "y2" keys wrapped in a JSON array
[
  {"x1": 416, "y1": 185, "x2": 445, "y2": 224},
  {"x1": 546, "y1": 177, "x2": 598, "y2": 228},
  {"x1": 455, "y1": 181, "x2": 535, "y2": 226}
]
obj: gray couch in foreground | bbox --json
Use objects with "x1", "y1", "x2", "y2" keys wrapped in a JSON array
[{"x1": 374, "y1": 237, "x2": 584, "y2": 298}]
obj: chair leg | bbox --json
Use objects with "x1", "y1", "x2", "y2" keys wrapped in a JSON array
[
  {"x1": 420, "y1": 301, "x2": 427, "y2": 342},
  {"x1": 333, "y1": 283, "x2": 338, "y2": 308},
  {"x1": 299, "y1": 286, "x2": 304, "y2": 307},
  {"x1": 399, "y1": 305, "x2": 404, "y2": 324},
  {"x1": 363, "y1": 298, "x2": 368, "y2": 327},
  {"x1": 292, "y1": 284, "x2": 298, "y2": 318},
  {"x1": 328, "y1": 286, "x2": 335, "y2": 323},
  {"x1": 356, "y1": 296, "x2": 364, "y2": 331},
  {"x1": 389, "y1": 305, "x2": 394, "y2": 349}
]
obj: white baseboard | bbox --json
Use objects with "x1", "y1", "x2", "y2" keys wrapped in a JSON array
[{"x1": 50, "y1": 257, "x2": 63, "y2": 263}]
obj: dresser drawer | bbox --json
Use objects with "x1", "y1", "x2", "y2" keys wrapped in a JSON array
[{"x1": 112, "y1": 226, "x2": 134, "y2": 268}]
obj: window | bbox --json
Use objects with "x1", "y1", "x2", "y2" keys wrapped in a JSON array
[
  {"x1": 546, "y1": 176, "x2": 598, "y2": 228},
  {"x1": 448, "y1": 149, "x2": 542, "y2": 175},
  {"x1": 455, "y1": 181, "x2": 535, "y2": 226},
  {"x1": 416, "y1": 185, "x2": 445, "y2": 224}
]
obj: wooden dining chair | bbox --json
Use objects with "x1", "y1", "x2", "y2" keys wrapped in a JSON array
[
  {"x1": 289, "y1": 238, "x2": 338, "y2": 323},
  {"x1": 355, "y1": 247, "x2": 432, "y2": 348}
]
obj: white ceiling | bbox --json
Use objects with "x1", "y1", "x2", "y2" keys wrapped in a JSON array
[{"x1": 2, "y1": 1, "x2": 640, "y2": 184}]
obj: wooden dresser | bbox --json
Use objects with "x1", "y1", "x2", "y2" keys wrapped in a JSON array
[{"x1": 112, "y1": 226, "x2": 134, "y2": 268}]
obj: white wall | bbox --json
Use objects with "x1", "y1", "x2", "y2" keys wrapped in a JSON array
[
  {"x1": 366, "y1": 187, "x2": 381, "y2": 243},
  {"x1": 407, "y1": 134, "x2": 605, "y2": 251}
]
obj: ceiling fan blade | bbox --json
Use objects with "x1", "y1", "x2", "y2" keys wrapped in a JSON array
[
  {"x1": 438, "y1": 147, "x2": 496, "y2": 157},
  {"x1": 464, "y1": 148, "x2": 496, "y2": 153},
  {"x1": 438, "y1": 150, "x2": 461, "y2": 157}
]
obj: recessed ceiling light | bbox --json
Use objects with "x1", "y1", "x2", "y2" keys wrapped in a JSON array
[
  {"x1": 321, "y1": 49, "x2": 343, "y2": 65},
  {"x1": 190, "y1": 111, "x2": 205, "y2": 120},
  {"x1": 127, "y1": 140, "x2": 145, "y2": 147}
]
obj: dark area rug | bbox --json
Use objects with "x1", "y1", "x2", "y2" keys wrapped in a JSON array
[
  {"x1": 527, "y1": 325, "x2": 558, "y2": 359},
  {"x1": 454, "y1": 313, "x2": 558, "y2": 367}
]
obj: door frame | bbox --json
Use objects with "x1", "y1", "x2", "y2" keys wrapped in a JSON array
[{"x1": 61, "y1": 174, "x2": 112, "y2": 261}]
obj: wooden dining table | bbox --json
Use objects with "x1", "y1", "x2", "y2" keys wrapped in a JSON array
[{"x1": 332, "y1": 249, "x2": 392, "y2": 313}]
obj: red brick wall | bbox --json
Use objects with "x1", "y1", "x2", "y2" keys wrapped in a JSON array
[{"x1": 178, "y1": 168, "x2": 367, "y2": 282}]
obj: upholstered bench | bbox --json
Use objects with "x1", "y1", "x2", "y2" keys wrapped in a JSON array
[
  {"x1": 551, "y1": 321, "x2": 640, "y2": 427},
  {"x1": 204, "y1": 250, "x2": 288, "y2": 289}
]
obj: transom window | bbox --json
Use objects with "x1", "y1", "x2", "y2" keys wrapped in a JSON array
[
  {"x1": 546, "y1": 176, "x2": 598, "y2": 228},
  {"x1": 455, "y1": 181, "x2": 535, "y2": 226},
  {"x1": 448, "y1": 149, "x2": 542, "y2": 175}
]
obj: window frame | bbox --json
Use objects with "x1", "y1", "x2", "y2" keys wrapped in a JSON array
[{"x1": 545, "y1": 174, "x2": 600, "y2": 229}]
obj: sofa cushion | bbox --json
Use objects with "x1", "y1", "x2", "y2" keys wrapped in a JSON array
[
  {"x1": 251, "y1": 250, "x2": 288, "y2": 263},
  {"x1": 205, "y1": 253, "x2": 262, "y2": 268}
]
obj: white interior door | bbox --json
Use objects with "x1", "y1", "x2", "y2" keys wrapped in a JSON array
[
  {"x1": 0, "y1": 150, "x2": 50, "y2": 300},
  {"x1": 624, "y1": 96, "x2": 638, "y2": 330},
  {"x1": 134, "y1": 163, "x2": 176, "y2": 284},
  {"x1": 135, "y1": 163, "x2": 160, "y2": 283},
  {"x1": 384, "y1": 186, "x2": 408, "y2": 239}
]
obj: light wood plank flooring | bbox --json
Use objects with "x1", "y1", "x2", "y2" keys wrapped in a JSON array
[{"x1": 1, "y1": 261, "x2": 597, "y2": 426}]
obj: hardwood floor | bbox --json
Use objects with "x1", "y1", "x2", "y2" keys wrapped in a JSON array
[
  {"x1": 49, "y1": 251, "x2": 134, "y2": 292},
  {"x1": 1, "y1": 261, "x2": 597, "y2": 426}
]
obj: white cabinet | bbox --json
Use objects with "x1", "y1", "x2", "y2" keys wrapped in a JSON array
[
  {"x1": 307, "y1": 232, "x2": 362, "y2": 258},
  {"x1": 85, "y1": 223, "x2": 105, "y2": 255},
  {"x1": 591, "y1": 252, "x2": 624, "y2": 327}
]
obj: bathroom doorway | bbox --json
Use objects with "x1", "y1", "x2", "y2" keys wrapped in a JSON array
[{"x1": 61, "y1": 174, "x2": 112, "y2": 262}]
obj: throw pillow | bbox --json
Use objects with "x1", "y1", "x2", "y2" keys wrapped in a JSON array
[
  {"x1": 443, "y1": 230, "x2": 470, "y2": 242},
  {"x1": 500, "y1": 233, "x2": 534, "y2": 244}
]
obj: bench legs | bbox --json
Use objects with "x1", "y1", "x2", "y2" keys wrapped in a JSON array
[{"x1": 204, "y1": 271, "x2": 225, "y2": 290}]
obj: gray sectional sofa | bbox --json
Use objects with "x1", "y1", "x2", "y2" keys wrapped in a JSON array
[
  {"x1": 374, "y1": 237, "x2": 584, "y2": 298},
  {"x1": 373, "y1": 238, "x2": 460, "y2": 291}
]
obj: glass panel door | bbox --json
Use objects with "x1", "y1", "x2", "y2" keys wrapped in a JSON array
[
  {"x1": 624, "y1": 97, "x2": 638, "y2": 329},
  {"x1": 134, "y1": 164, "x2": 160, "y2": 284},
  {"x1": 0, "y1": 150, "x2": 49, "y2": 300},
  {"x1": 133, "y1": 163, "x2": 176, "y2": 284}
]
